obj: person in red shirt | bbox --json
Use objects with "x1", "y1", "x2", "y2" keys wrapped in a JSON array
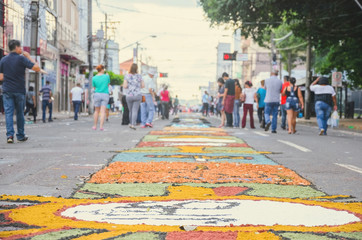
[
  {"x1": 160, "y1": 86, "x2": 170, "y2": 120},
  {"x1": 280, "y1": 76, "x2": 290, "y2": 130}
]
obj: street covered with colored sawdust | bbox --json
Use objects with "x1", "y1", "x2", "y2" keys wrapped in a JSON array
[{"x1": 1, "y1": 115, "x2": 362, "y2": 240}]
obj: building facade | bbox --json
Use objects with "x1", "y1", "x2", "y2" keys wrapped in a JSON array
[{"x1": 0, "y1": 0, "x2": 89, "y2": 113}]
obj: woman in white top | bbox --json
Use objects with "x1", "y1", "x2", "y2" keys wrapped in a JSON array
[{"x1": 241, "y1": 81, "x2": 257, "y2": 129}]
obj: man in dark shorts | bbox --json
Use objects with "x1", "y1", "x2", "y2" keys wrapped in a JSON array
[{"x1": 0, "y1": 39, "x2": 45, "y2": 143}]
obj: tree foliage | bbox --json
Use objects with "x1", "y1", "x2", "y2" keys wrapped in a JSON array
[
  {"x1": 200, "y1": 0, "x2": 362, "y2": 86},
  {"x1": 85, "y1": 71, "x2": 124, "y2": 86}
]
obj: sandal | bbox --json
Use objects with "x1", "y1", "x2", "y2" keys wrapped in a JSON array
[{"x1": 92, "y1": 126, "x2": 97, "y2": 130}]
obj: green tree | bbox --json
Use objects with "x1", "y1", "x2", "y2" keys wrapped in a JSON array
[
  {"x1": 200, "y1": 0, "x2": 362, "y2": 86},
  {"x1": 85, "y1": 71, "x2": 124, "y2": 86}
]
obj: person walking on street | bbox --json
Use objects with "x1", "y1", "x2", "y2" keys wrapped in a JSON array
[
  {"x1": 233, "y1": 79, "x2": 242, "y2": 128},
  {"x1": 40, "y1": 81, "x2": 53, "y2": 123},
  {"x1": 222, "y1": 72, "x2": 235, "y2": 128},
  {"x1": 282, "y1": 77, "x2": 304, "y2": 134},
  {"x1": 264, "y1": 70, "x2": 282, "y2": 133},
  {"x1": 106, "y1": 85, "x2": 113, "y2": 122},
  {"x1": 0, "y1": 39, "x2": 45, "y2": 143},
  {"x1": 120, "y1": 87, "x2": 130, "y2": 125},
  {"x1": 280, "y1": 76, "x2": 290, "y2": 130},
  {"x1": 173, "y1": 95, "x2": 179, "y2": 115},
  {"x1": 92, "y1": 65, "x2": 110, "y2": 131},
  {"x1": 256, "y1": 80, "x2": 266, "y2": 128},
  {"x1": 0, "y1": 84, "x2": 4, "y2": 114},
  {"x1": 70, "y1": 83, "x2": 84, "y2": 121},
  {"x1": 241, "y1": 81, "x2": 257, "y2": 129},
  {"x1": 140, "y1": 69, "x2": 156, "y2": 128},
  {"x1": 202, "y1": 91, "x2": 210, "y2": 117},
  {"x1": 24, "y1": 86, "x2": 37, "y2": 123},
  {"x1": 217, "y1": 78, "x2": 226, "y2": 127},
  {"x1": 160, "y1": 86, "x2": 170, "y2": 120},
  {"x1": 124, "y1": 63, "x2": 144, "y2": 130},
  {"x1": 310, "y1": 77, "x2": 337, "y2": 136}
]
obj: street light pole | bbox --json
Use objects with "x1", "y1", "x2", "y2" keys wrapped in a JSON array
[{"x1": 87, "y1": 0, "x2": 93, "y2": 114}]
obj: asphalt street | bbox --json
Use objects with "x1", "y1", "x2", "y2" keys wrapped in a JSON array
[
  {"x1": 0, "y1": 113, "x2": 171, "y2": 198},
  {"x1": 1, "y1": 113, "x2": 361, "y2": 202}
]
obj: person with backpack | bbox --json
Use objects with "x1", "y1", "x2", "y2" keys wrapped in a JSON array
[
  {"x1": 310, "y1": 77, "x2": 337, "y2": 136},
  {"x1": 282, "y1": 77, "x2": 304, "y2": 134}
]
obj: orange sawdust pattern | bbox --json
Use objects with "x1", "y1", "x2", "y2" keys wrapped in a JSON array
[{"x1": 89, "y1": 162, "x2": 311, "y2": 185}]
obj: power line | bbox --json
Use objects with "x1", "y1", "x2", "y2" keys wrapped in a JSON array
[
  {"x1": 100, "y1": 3, "x2": 205, "y2": 22},
  {"x1": 355, "y1": 0, "x2": 362, "y2": 10}
]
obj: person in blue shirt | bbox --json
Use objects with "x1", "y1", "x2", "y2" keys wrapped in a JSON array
[
  {"x1": 256, "y1": 80, "x2": 267, "y2": 128},
  {"x1": 0, "y1": 39, "x2": 45, "y2": 143}
]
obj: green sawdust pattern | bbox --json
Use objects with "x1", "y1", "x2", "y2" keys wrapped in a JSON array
[
  {"x1": 75, "y1": 182, "x2": 325, "y2": 199},
  {"x1": 141, "y1": 135, "x2": 245, "y2": 143},
  {"x1": 77, "y1": 183, "x2": 169, "y2": 197},
  {"x1": 278, "y1": 232, "x2": 335, "y2": 240},
  {"x1": 184, "y1": 183, "x2": 326, "y2": 199},
  {"x1": 31, "y1": 229, "x2": 98, "y2": 240},
  {"x1": 204, "y1": 147, "x2": 260, "y2": 153},
  {"x1": 110, "y1": 232, "x2": 162, "y2": 240},
  {"x1": 332, "y1": 232, "x2": 362, "y2": 239},
  {"x1": 126, "y1": 147, "x2": 180, "y2": 152}
]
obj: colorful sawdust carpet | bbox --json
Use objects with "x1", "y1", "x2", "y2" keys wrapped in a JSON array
[{"x1": 1, "y1": 115, "x2": 361, "y2": 240}]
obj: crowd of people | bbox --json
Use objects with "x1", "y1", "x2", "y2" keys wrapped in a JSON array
[
  {"x1": 0, "y1": 39, "x2": 341, "y2": 143},
  {"x1": 202, "y1": 70, "x2": 338, "y2": 136},
  {"x1": 0, "y1": 39, "x2": 180, "y2": 143},
  {"x1": 92, "y1": 63, "x2": 177, "y2": 131}
]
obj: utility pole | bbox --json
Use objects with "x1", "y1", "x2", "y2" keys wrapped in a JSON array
[
  {"x1": 30, "y1": 1, "x2": 39, "y2": 114},
  {"x1": 87, "y1": 0, "x2": 93, "y2": 114},
  {"x1": 304, "y1": 20, "x2": 312, "y2": 120},
  {"x1": 270, "y1": 32, "x2": 275, "y2": 72}
]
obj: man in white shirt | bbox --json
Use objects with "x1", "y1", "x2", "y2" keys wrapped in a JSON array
[
  {"x1": 140, "y1": 69, "x2": 156, "y2": 128},
  {"x1": 70, "y1": 83, "x2": 84, "y2": 120}
]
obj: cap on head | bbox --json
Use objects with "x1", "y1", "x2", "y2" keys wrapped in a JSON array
[{"x1": 319, "y1": 77, "x2": 330, "y2": 85}]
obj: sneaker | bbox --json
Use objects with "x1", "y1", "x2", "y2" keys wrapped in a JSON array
[
  {"x1": 18, "y1": 136, "x2": 29, "y2": 142},
  {"x1": 281, "y1": 126, "x2": 286, "y2": 130},
  {"x1": 129, "y1": 125, "x2": 136, "y2": 130},
  {"x1": 7, "y1": 136, "x2": 14, "y2": 144},
  {"x1": 141, "y1": 125, "x2": 146, "y2": 128},
  {"x1": 265, "y1": 122, "x2": 271, "y2": 132},
  {"x1": 271, "y1": 130, "x2": 277, "y2": 134},
  {"x1": 48, "y1": 119, "x2": 53, "y2": 122},
  {"x1": 146, "y1": 123, "x2": 153, "y2": 128},
  {"x1": 319, "y1": 129, "x2": 325, "y2": 136}
]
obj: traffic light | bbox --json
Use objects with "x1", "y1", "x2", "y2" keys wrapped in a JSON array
[
  {"x1": 223, "y1": 53, "x2": 236, "y2": 61},
  {"x1": 159, "y1": 72, "x2": 168, "y2": 78}
]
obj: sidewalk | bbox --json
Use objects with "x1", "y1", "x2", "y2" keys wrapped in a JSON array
[{"x1": 297, "y1": 117, "x2": 362, "y2": 132}]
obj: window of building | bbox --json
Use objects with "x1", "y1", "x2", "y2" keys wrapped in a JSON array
[{"x1": 46, "y1": 10, "x2": 56, "y2": 46}]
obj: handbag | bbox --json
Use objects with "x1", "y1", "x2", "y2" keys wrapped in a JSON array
[
  {"x1": 240, "y1": 94, "x2": 246, "y2": 103},
  {"x1": 108, "y1": 97, "x2": 114, "y2": 105}
]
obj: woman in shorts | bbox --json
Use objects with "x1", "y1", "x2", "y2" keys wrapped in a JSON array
[
  {"x1": 282, "y1": 77, "x2": 304, "y2": 134},
  {"x1": 92, "y1": 64, "x2": 110, "y2": 131}
]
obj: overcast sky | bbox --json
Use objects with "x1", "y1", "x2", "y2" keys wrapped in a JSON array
[{"x1": 92, "y1": 0, "x2": 231, "y2": 100}]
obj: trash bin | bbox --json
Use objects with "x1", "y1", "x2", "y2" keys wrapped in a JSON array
[{"x1": 345, "y1": 101, "x2": 355, "y2": 119}]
